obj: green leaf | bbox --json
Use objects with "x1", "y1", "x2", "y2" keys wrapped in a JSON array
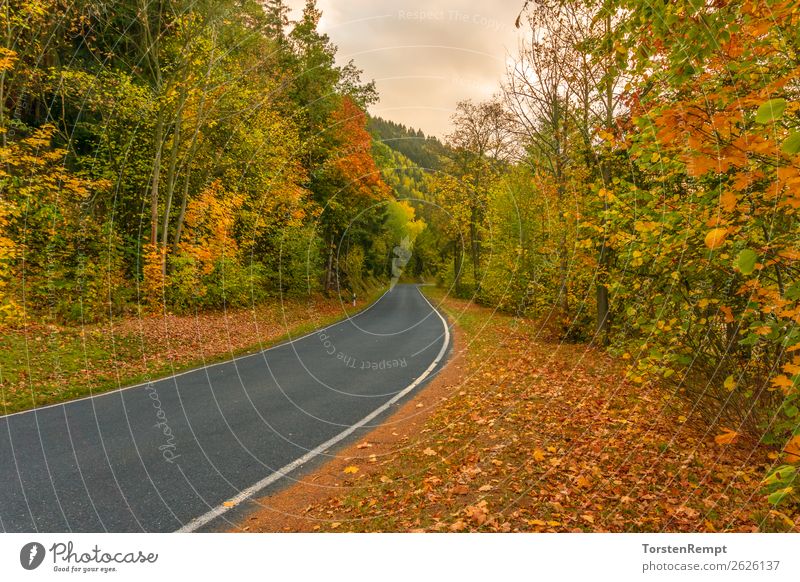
[
  {"x1": 755, "y1": 98, "x2": 787, "y2": 124},
  {"x1": 767, "y1": 486, "x2": 793, "y2": 506},
  {"x1": 736, "y1": 249, "x2": 758, "y2": 275},
  {"x1": 786, "y1": 283, "x2": 800, "y2": 301},
  {"x1": 782, "y1": 131, "x2": 800, "y2": 155},
  {"x1": 763, "y1": 465, "x2": 796, "y2": 486},
  {"x1": 739, "y1": 333, "x2": 760, "y2": 346}
]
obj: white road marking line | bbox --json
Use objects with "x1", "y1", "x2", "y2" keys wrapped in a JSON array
[{"x1": 175, "y1": 286, "x2": 450, "y2": 533}]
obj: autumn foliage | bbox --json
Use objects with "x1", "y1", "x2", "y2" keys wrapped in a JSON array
[
  {"x1": 0, "y1": 0, "x2": 396, "y2": 327},
  {"x1": 330, "y1": 97, "x2": 391, "y2": 202},
  {"x1": 403, "y1": 0, "x2": 800, "y2": 515}
]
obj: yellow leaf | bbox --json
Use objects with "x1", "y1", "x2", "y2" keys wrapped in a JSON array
[
  {"x1": 422, "y1": 447, "x2": 437, "y2": 456},
  {"x1": 533, "y1": 449, "x2": 546, "y2": 462},
  {"x1": 343, "y1": 465, "x2": 359, "y2": 474},
  {"x1": 724, "y1": 375, "x2": 736, "y2": 392}
]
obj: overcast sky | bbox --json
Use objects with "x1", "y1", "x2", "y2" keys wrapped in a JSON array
[{"x1": 285, "y1": 1, "x2": 524, "y2": 139}]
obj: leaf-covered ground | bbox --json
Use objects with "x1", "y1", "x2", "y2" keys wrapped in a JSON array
[
  {"x1": 243, "y1": 289, "x2": 799, "y2": 533},
  {"x1": 0, "y1": 293, "x2": 373, "y2": 415}
]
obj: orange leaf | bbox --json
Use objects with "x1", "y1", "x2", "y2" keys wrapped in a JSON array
[
  {"x1": 771, "y1": 375, "x2": 796, "y2": 395},
  {"x1": 719, "y1": 305, "x2": 735, "y2": 323},
  {"x1": 720, "y1": 190, "x2": 737, "y2": 212},
  {"x1": 714, "y1": 429, "x2": 739, "y2": 445},
  {"x1": 705, "y1": 228, "x2": 729, "y2": 250},
  {"x1": 784, "y1": 436, "x2": 800, "y2": 464},
  {"x1": 465, "y1": 502, "x2": 488, "y2": 526},
  {"x1": 452, "y1": 484, "x2": 470, "y2": 495},
  {"x1": 686, "y1": 154, "x2": 718, "y2": 177}
]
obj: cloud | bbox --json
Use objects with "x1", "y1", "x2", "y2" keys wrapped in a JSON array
[{"x1": 286, "y1": 0, "x2": 523, "y2": 139}]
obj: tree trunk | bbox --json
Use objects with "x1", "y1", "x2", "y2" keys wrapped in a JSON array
[
  {"x1": 453, "y1": 238, "x2": 463, "y2": 296},
  {"x1": 160, "y1": 89, "x2": 187, "y2": 274},
  {"x1": 324, "y1": 234, "x2": 335, "y2": 294},
  {"x1": 595, "y1": 13, "x2": 614, "y2": 346},
  {"x1": 149, "y1": 115, "x2": 165, "y2": 247},
  {"x1": 470, "y1": 211, "x2": 479, "y2": 284},
  {"x1": 172, "y1": 175, "x2": 191, "y2": 251},
  {"x1": 173, "y1": 42, "x2": 215, "y2": 251},
  {"x1": 595, "y1": 158, "x2": 612, "y2": 346},
  {"x1": 555, "y1": 157, "x2": 569, "y2": 315}
]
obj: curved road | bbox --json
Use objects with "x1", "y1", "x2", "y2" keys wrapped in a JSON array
[{"x1": 0, "y1": 284, "x2": 450, "y2": 532}]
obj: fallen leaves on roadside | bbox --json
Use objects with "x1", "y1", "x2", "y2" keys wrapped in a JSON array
[
  {"x1": 1, "y1": 294, "x2": 351, "y2": 414},
  {"x1": 289, "y1": 292, "x2": 784, "y2": 533}
]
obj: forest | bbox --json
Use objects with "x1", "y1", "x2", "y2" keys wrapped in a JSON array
[
  {"x1": 2, "y1": 0, "x2": 800, "y2": 519},
  {"x1": 0, "y1": 0, "x2": 425, "y2": 324}
]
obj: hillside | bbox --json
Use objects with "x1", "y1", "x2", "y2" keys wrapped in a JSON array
[{"x1": 368, "y1": 116, "x2": 450, "y2": 171}]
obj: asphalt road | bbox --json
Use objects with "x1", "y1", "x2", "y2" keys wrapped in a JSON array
[{"x1": 0, "y1": 284, "x2": 450, "y2": 532}]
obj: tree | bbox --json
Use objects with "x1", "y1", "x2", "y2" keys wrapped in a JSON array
[
  {"x1": 505, "y1": 12, "x2": 577, "y2": 314},
  {"x1": 446, "y1": 98, "x2": 513, "y2": 293}
]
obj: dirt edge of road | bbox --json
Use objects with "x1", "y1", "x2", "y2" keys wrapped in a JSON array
[{"x1": 229, "y1": 323, "x2": 465, "y2": 532}]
